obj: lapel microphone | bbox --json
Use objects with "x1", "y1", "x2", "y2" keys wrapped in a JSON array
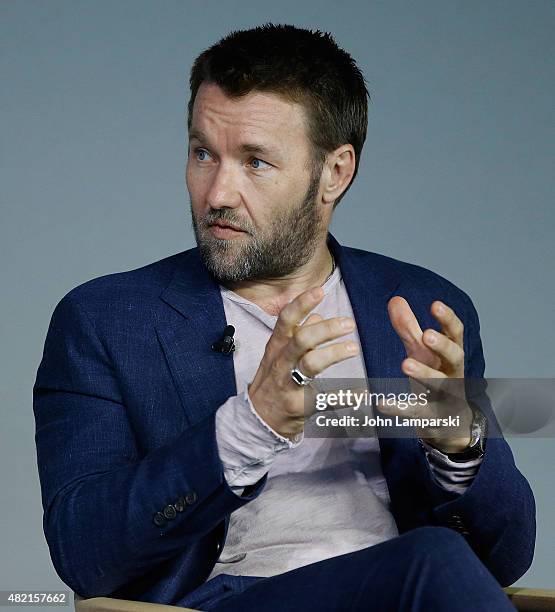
[{"x1": 211, "y1": 325, "x2": 236, "y2": 355}]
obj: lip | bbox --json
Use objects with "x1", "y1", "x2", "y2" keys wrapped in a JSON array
[
  {"x1": 208, "y1": 224, "x2": 246, "y2": 238},
  {"x1": 210, "y1": 221, "x2": 244, "y2": 232}
]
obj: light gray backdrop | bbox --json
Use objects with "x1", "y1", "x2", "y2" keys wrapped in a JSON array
[{"x1": 2, "y1": 0, "x2": 553, "y2": 606}]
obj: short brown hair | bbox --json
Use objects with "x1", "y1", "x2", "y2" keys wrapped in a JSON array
[{"x1": 188, "y1": 23, "x2": 370, "y2": 209}]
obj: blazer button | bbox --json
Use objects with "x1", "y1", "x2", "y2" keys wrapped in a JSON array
[
  {"x1": 446, "y1": 515, "x2": 468, "y2": 534},
  {"x1": 163, "y1": 505, "x2": 177, "y2": 520},
  {"x1": 174, "y1": 497, "x2": 186, "y2": 512},
  {"x1": 153, "y1": 512, "x2": 166, "y2": 527},
  {"x1": 185, "y1": 491, "x2": 197, "y2": 505}
]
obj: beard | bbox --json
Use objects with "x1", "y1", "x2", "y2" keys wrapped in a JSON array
[{"x1": 189, "y1": 166, "x2": 325, "y2": 284}]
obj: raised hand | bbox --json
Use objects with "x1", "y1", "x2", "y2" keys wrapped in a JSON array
[
  {"x1": 248, "y1": 286, "x2": 359, "y2": 439},
  {"x1": 385, "y1": 296, "x2": 474, "y2": 452}
]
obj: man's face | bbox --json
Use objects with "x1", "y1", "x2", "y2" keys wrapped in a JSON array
[{"x1": 186, "y1": 82, "x2": 325, "y2": 284}]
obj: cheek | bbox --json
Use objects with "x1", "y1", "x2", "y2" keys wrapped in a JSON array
[
  {"x1": 254, "y1": 177, "x2": 294, "y2": 211},
  {"x1": 186, "y1": 163, "x2": 206, "y2": 201},
  {"x1": 185, "y1": 161, "x2": 195, "y2": 191}
]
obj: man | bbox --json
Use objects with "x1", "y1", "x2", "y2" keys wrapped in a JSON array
[{"x1": 34, "y1": 24, "x2": 535, "y2": 611}]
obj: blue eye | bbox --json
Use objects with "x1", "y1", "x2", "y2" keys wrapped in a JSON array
[
  {"x1": 250, "y1": 158, "x2": 270, "y2": 170},
  {"x1": 192, "y1": 147, "x2": 270, "y2": 170},
  {"x1": 194, "y1": 148, "x2": 210, "y2": 161}
]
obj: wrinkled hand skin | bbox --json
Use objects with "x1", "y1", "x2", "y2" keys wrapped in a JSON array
[{"x1": 248, "y1": 286, "x2": 359, "y2": 439}]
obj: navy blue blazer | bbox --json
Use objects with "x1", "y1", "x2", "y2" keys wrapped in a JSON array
[{"x1": 33, "y1": 232, "x2": 535, "y2": 604}]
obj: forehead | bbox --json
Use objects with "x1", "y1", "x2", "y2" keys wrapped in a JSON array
[{"x1": 190, "y1": 82, "x2": 310, "y2": 151}]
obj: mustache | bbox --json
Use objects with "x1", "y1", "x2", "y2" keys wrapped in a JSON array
[{"x1": 202, "y1": 210, "x2": 252, "y2": 233}]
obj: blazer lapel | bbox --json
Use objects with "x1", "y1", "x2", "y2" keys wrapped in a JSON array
[
  {"x1": 156, "y1": 248, "x2": 237, "y2": 427},
  {"x1": 327, "y1": 232, "x2": 402, "y2": 380}
]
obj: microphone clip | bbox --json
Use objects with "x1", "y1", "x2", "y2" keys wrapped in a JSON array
[{"x1": 211, "y1": 325, "x2": 236, "y2": 355}]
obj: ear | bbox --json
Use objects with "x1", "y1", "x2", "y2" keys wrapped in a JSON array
[{"x1": 321, "y1": 145, "x2": 356, "y2": 205}]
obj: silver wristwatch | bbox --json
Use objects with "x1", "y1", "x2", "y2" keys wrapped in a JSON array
[
  {"x1": 421, "y1": 405, "x2": 488, "y2": 462},
  {"x1": 443, "y1": 406, "x2": 488, "y2": 462}
]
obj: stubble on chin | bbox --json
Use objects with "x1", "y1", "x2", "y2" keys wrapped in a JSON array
[
  {"x1": 189, "y1": 166, "x2": 324, "y2": 284},
  {"x1": 194, "y1": 211, "x2": 322, "y2": 285},
  {"x1": 189, "y1": 213, "x2": 254, "y2": 283},
  {"x1": 198, "y1": 230, "x2": 255, "y2": 283}
]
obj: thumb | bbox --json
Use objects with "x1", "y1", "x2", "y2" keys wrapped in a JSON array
[
  {"x1": 387, "y1": 296, "x2": 423, "y2": 349},
  {"x1": 388, "y1": 296, "x2": 440, "y2": 369}
]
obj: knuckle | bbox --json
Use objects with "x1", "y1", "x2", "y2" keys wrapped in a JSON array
[
  {"x1": 292, "y1": 328, "x2": 309, "y2": 351},
  {"x1": 295, "y1": 290, "x2": 317, "y2": 311},
  {"x1": 277, "y1": 308, "x2": 293, "y2": 328},
  {"x1": 299, "y1": 353, "x2": 317, "y2": 375}
]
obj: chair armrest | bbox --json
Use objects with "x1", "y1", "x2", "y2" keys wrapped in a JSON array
[
  {"x1": 503, "y1": 587, "x2": 555, "y2": 612},
  {"x1": 74, "y1": 595, "x2": 201, "y2": 612}
]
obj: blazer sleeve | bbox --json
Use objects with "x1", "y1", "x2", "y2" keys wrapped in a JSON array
[
  {"x1": 413, "y1": 292, "x2": 536, "y2": 586},
  {"x1": 33, "y1": 293, "x2": 267, "y2": 598}
]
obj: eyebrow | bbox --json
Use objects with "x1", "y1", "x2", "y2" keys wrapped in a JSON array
[{"x1": 189, "y1": 128, "x2": 282, "y2": 160}]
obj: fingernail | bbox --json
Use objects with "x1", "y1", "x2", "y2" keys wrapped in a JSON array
[
  {"x1": 311, "y1": 287, "x2": 323, "y2": 299},
  {"x1": 340, "y1": 318, "x2": 355, "y2": 330},
  {"x1": 426, "y1": 331, "x2": 437, "y2": 344},
  {"x1": 346, "y1": 342, "x2": 358, "y2": 352}
]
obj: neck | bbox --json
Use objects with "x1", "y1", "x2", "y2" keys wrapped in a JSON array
[{"x1": 223, "y1": 239, "x2": 334, "y2": 316}]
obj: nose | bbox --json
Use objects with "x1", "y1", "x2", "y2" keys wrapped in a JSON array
[{"x1": 206, "y1": 163, "x2": 242, "y2": 210}]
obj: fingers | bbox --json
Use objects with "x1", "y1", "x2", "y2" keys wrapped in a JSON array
[
  {"x1": 388, "y1": 296, "x2": 441, "y2": 368},
  {"x1": 400, "y1": 358, "x2": 451, "y2": 408},
  {"x1": 420, "y1": 302, "x2": 465, "y2": 375},
  {"x1": 274, "y1": 287, "x2": 324, "y2": 340},
  {"x1": 296, "y1": 339, "x2": 360, "y2": 378},
  {"x1": 421, "y1": 328, "x2": 465, "y2": 375},
  {"x1": 281, "y1": 316, "x2": 357, "y2": 371},
  {"x1": 431, "y1": 301, "x2": 464, "y2": 347},
  {"x1": 402, "y1": 357, "x2": 448, "y2": 384},
  {"x1": 388, "y1": 297, "x2": 464, "y2": 375},
  {"x1": 387, "y1": 296, "x2": 423, "y2": 347},
  {"x1": 300, "y1": 312, "x2": 323, "y2": 327}
]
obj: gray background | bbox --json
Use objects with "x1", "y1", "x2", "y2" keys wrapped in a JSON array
[{"x1": 2, "y1": 0, "x2": 553, "y2": 605}]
